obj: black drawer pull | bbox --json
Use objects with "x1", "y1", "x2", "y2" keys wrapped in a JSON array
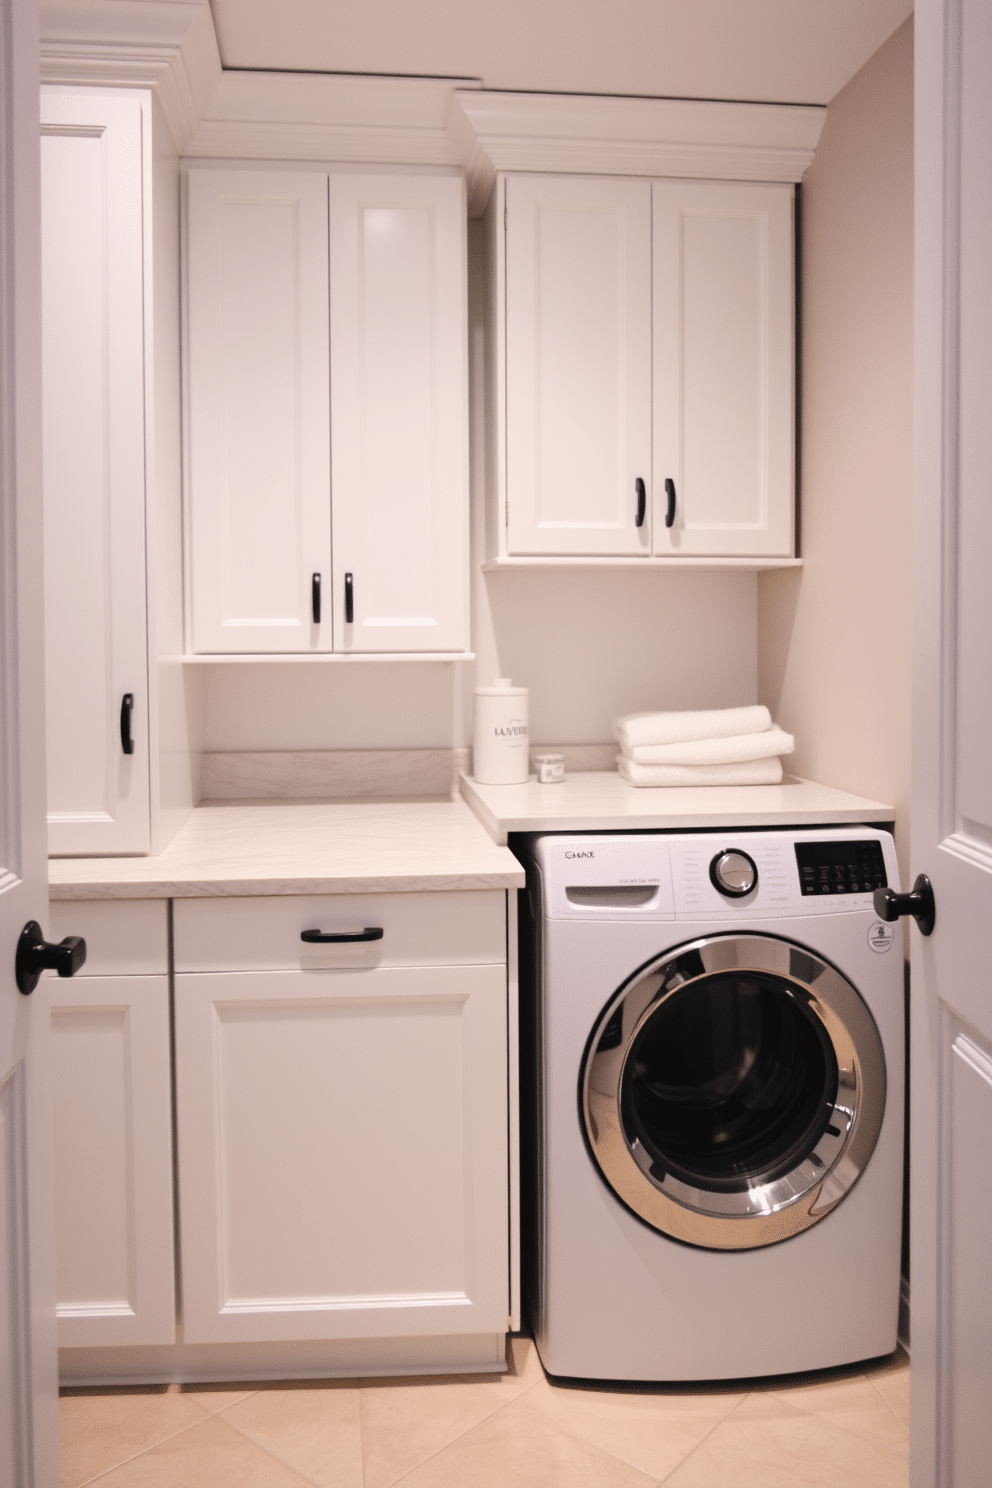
[
  {"x1": 664, "y1": 477, "x2": 677, "y2": 528},
  {"x1": 635, "y1": 476, "x2": 646, "y2": 528},
  {"x1": 344, "y1": 571, "x2": 354, "y2": 624},
  {"x1": 120, "y1": 693, "x2": 135, "y2": 755},
  {"x1": 300, "y1": 926, "x2": 384, "y2": 944},
  {"x1": 311, "y1": 572, "x2": 321, "y2": 624}
]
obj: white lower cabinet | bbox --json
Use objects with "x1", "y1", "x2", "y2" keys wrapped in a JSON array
[
  {"x1": 172, "y1": 893, "x2": 510, "y2": 1351},
  {"x1": 43, "y1": 902, "x2": 176, "y2": 1348}
]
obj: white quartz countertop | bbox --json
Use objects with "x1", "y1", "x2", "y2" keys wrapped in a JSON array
[
  {"x1": 459, "y1": 771, "x2": 893, "y2": 845},
  {"x1": 48, "y1": 799, "x2": 526, "y2": 900}
]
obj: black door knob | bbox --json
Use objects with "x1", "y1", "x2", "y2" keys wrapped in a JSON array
[
  {"x1": 873, "y1": 875, "x2": 935, "y2": 937},
  {"x1": 15, "y1": 921, "x2": 87, "y2": 996}
]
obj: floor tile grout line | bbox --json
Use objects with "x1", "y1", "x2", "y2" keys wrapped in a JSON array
[
  {"x1": 651, "y1": 1390, "x2": 755, "y2": 1485},
  {"x1": 865, "y1": 1370, "x2": 911, "y2": 1436},
  {"x1": 374, "y1": 1373, "x2": 549, "y2": 1488},
  {"x1": 507, "y1": 1377, "x2": 747, "y2": 1487},
  {"x1": 358, "y1": 1384, "x2": 369, "y2": 1488},
  {"x1": 740, "y1": 1374, "x2": 912, "y2": 1457},
  {"x1": 651, "y1": 1382, "x2": 914, "y2": 1486},
  {"x1": 203, "y1": 1401, "x2": 343, "y2": 1488},
  {"x1": 65, "y1": 1409, "x2": 217, "y2": 1488}
]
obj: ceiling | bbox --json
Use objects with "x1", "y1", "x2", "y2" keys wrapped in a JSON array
[{"x1": 210, "y1": 0, "x2": 913, "y2": 108}]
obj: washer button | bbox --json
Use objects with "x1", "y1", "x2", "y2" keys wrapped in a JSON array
[{"x1": 710, "y1": 850, "x2": 759, "y2": 898}]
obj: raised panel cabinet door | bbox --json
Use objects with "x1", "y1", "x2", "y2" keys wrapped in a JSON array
[
  {"x1": 652, "y1": 180, "x2": 794, "y2": 557},
  {"x1": 40, "y1": 90, "x2": 151, "y2": 854},
  {"x1": 186, "y1": 169, "x2": 332, "y2": 653},
  {"x1": 329, "y1": 174, "x2": 469, "y2": 652},
  {"x1": 175, "y1": 963, "x2": 508, "y2": 1345},
  {"x1": 505, "y1": 175, "x2": 652, "y2": 556},
  {"x1": 39, "y1": 973, "x2": 176, "y2": 1347}
]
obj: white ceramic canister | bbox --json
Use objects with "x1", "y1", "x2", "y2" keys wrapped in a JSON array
[{"x1": 473, "y1": 679, "x2": 530, "y2": 784}]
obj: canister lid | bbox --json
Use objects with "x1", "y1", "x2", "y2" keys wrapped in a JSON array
[{"x1": 474, "y1": 677, "x2": 528, "y2": 696}]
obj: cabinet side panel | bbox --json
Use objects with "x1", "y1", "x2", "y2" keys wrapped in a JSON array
[
  {"x1": 146, "y1": 96, "x2": 199, "y2": 849},
  {"x1": 41, "y1": 93, "x2": 151, "y2": 853},
  {"x1": 186, "y1": 170, "x2": 332, "y2": 653}
]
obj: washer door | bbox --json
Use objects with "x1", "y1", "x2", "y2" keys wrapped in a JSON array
[{"x1": 581, "y1": 934, "x2": 886, "y2": 1250}]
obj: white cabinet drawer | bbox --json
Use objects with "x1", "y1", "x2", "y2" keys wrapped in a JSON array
[
  {"x1": 47, "y1": 899, "x2": 168, "y2": 977},
  {"x1": 173, "y1": 891, "x2": 506, "y2": 972}
]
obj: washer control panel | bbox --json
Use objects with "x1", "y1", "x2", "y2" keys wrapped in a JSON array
[
  {"x1": 794, "y1": 839, "x2": 888, "y2": 897},
  {"x1": 534, "y1": 827, "x2": 899, "y2": 921}
]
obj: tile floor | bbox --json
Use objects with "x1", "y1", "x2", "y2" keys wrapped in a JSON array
[{"x1": 60, "y1": 1337, "x2": 910, "y2": 1488}]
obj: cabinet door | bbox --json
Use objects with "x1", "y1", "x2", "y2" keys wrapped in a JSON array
[
  {"x1": 40, "y1": 91, "x2": 150, "y2": 854},
  {"x1": 329, "y1": 174, "x2": 469, "y2": 652},
  {"x1": 652, "y1": 180, "x2": 794, "y2": 557},
  {"x1": 40, "y1": 973, "x2": 176, "y2": 1347},
  {"x1": 505, "y1": 175, "x2": 652, "y2": 556},
  {"x1": 175, "y1": 963, "x2": 508, "y2": 1344},
  {"x1": 186, "y1": 170, "x2": 332, "y2": 653}
]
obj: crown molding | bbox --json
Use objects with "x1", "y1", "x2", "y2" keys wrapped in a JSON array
[
  {"x1": 39, "y1": 0, "x2": 221, "y2": 151},
  {"x1": 186, "y1": 71, "x2": 481, "y2": 167},
  {"x1": 448, "y1": 90, "x2": 827, "y2": 216}
]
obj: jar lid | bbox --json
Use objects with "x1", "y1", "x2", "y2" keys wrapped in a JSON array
[{"x1": 474, "y1": 677, "x2": 528, "y2": 696}]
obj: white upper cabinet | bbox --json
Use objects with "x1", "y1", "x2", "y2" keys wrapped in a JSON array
[
  {"x1": 330, "y1": 175, "x2": 469, "y2": 653},
  {"x1": 41, "y1": 90, "x2": 151, "y2": 854},
  {"x1": 652, "y1": 181, "x2": 794, "y2": 558},
  {"x1": 185, "y1": 167, "x2": 469, "y2": 655},
  {"x1": 186, "y1": 170, "x2": 333, "y2": 654},
  {"x1": 491, "y1": 172, "x2": 795, "y2": 565},
  {"x1": 504, "y1": 175, "x2": 652, "y2": 556}
]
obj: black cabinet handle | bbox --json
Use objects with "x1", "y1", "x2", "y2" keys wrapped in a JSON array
[
  {"x1": 16, "y1": 920, "x2": 87, "y2": 995},
  {"x1": 635, "y1": 477, "x2": 646, "y2": 528},
  {"x1": 120, "y1": 693, "x2": 134, "y2": 755},
  {"x1": 300, "y1": 926, "x2": 384, "y2": 944},
  {"x1": 344, "y1": 572, "x2": 354, "y2": 624},
  {"x1": 874, "y1": 875, "x2": 936, "y2": 937},
  {"x1": 311, "y1": 572, "x2": 321, "y2": 624},
  {"x1": 664, "y1": 478, "x2": 677, "y2": 528}
]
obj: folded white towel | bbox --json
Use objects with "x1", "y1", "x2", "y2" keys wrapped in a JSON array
[
  {"x1": 614, "y1": 705, "x2": 772, "y2": 753},
  {"x1": 627, "y1": 726, "x2": 794, "y2": 767},
  {"x1": 617, "y1": 755, "x2": 784, "y2": 788}
]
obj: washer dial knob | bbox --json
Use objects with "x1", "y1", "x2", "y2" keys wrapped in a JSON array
[{"x1": 709, "y1": 849, "x2": 758, "y2": 898}]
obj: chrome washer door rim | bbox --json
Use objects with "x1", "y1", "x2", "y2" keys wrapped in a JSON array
[{"x1": 581, "y1": 934, "x2": 886, "y2": 1250}]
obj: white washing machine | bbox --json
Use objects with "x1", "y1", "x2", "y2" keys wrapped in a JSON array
[{"x1": 516, "y1": 826, "x2": 904, "y2": 1382}]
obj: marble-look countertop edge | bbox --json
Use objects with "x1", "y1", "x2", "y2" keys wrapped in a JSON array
[
  {"x1": 47, "y1": 799, "x2": 526, "y2": 899},
  {"x1": 458, "y1": 772, "x2": 894, "y2": 845},
  {"x1": 48, "y1": 869, "x2": 525, "y2": 901}
]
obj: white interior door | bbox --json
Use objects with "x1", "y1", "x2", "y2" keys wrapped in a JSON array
[
  {"x1": 912, "y1": 1, "x2": 992, "y2": 1482},
  {"x1": 0, "y1": 0, "x2": 60, "y2": 1480}
]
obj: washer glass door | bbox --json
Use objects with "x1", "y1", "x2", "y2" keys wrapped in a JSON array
[{"x1": 581, "y1": 934, "x2": 886, "y2": 1250}]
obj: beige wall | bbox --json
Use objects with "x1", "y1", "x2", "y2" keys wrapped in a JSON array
[{"x1": 758, "y1": 16, "x2": 914, "y2": 883}]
